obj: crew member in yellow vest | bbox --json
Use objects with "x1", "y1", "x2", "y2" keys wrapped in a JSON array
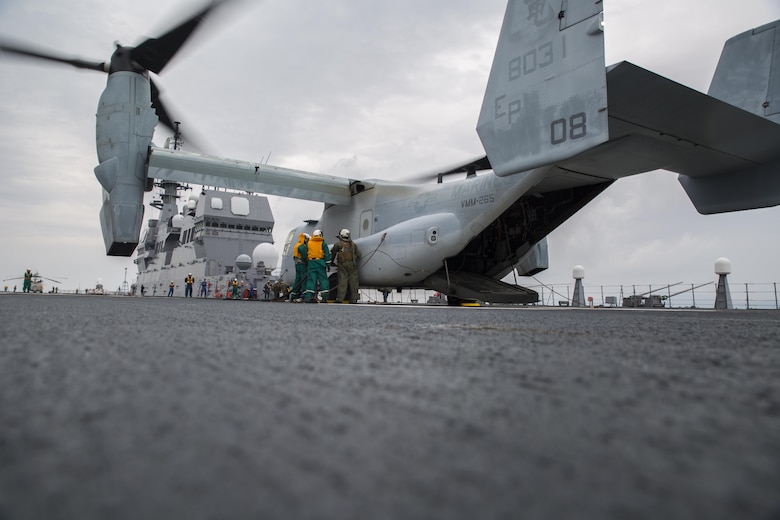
[
  {"x1": 303, "y1": 229, "x2": 330, "y2": 303},
  {"x1": 290, "y1": 233, "x2": 310, "y2": 301},
  {"x1": 231, "y1": 278, "x2": 239, "y2": 299},
  {"x1": 184, "y1": 273, "x2": 194, "y2": 297},
  {"x1": 331, "y1": 228, "x2": 361, "y2": 303},
  {"x1": 22, "y1": 269, "x2": 33, "y2": 293}
]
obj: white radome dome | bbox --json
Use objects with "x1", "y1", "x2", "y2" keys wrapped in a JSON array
[
  {"x1": 572, "y1": 265, "x2": 585, "y2": 280},
  {"x1": 235, "y1": 254, "x2": 253, "y2": 271},
  {"x1": 714, "y1": 257, "x2": 732, "y2": 275},
  {"x1": 253, "y1": 243, "x2": 277, "y2": 268},
  {"x1": 171, "y1": 214, "x2": 184, "y2": 228}
]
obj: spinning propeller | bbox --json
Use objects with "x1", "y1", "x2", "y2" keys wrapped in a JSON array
[
  {"x1": 0, "y1": 0, "x2": 229, "y2": 131},
  {"x1": 1, "y1": 0, "x2": 234, "y2": 256}
]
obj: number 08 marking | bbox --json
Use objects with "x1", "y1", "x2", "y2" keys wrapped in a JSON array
[{"x1": 551, "y1": 112, "x2": 587, "y2": 145}]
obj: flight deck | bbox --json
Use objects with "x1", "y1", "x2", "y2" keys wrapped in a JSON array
[{"x1": 1, "y1": 294, "x2": 778, "y2": 519}]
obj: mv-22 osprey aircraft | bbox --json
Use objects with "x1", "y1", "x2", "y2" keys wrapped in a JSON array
[{"x1": 2, "y1": 1, "x2": 780, "y2": 304}]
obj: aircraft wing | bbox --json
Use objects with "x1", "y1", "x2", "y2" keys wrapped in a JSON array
[
  {"x1": 535, "y1": 61, "x2": 780, "y2": 212},
  {"x1": 147, "y1": 147, "x2": 354, "y2": 205}
]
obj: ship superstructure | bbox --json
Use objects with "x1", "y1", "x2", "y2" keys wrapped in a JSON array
[{"x1": 134, "y1": 129, "x2": 277, "y2": 297}]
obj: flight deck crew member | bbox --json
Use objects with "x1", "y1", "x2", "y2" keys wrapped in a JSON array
[
  {"x1": 22, "y1": 269, "x2": 32, "y2": 293},
  {"x1": 303, "y1": 229, "x2": 330, "y2": 303},
  {"x1": 200, "y1": 279, "x2": 208, "y2": 298},
  {"x1": 168, "y1": 281, "x2": 175, "y2": 297},
  {"x1": 231, "y1": 278, "x2": 239, "y2": 299},
  {"x1": 184, "y1": 273, "x2": 194, "y2": 297},
  {"x1": 290, "y1": 233, "x2": 310, "y2": 301},
  {"x1": 331, "y1": 228, "x2": 361, "y2": 303}
]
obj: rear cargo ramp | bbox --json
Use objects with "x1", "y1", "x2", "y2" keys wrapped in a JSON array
[{"x1": 423, "y1": 270, "x2": 538, "y2": 304}]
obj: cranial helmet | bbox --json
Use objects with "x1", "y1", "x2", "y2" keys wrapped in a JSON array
[
  {"x1": 313, "y1": 229, "x2": 323, "y2": 237},
  {"x1": 303, "y1": 233, "x2": 311, "y2": 240},
  {"x1": 339, "y1": 228, "x2": 350, "y2": 240}
]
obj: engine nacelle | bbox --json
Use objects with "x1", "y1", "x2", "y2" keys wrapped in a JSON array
[{"x1": 94, "y1": 72, "x2": 157, "y2": 256}]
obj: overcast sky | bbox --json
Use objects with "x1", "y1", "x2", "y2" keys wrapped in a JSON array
[{"x1": 1, "y1": 0, "x2": 779, "y2": 293}]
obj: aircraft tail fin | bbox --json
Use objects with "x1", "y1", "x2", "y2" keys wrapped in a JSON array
[
  {"x1": 477, "y1": 0, "x2": 608, "y2": 177},
  {"x1": 708, "y1": 20, "x2": 780, "y2": 125},
  {"x1": 678, "y1": 19, "x2": 780, "y2": 214}
]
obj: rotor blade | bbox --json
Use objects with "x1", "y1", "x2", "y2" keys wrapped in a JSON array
[
  {"x1": 149, "y1": 78, "x2": 207, "y2": 153},
  {"x1": 131, "y1": 0, "x2": 229, "y2": 74},
  {"x1": 406, "y1": 155, "x2": 493, "y2": 184},
  {"x1": 0, "y1": 39, "x2": 105, "y2": 72},
  {"x1": 149, "y1": 78, "x2": 176, "y2": 131},
  {"x1": 436, "y1": 155, "x2": 493, "y2": 178}
]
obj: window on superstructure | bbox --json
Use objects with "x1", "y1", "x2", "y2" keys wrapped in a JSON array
[{"x1": 230, "y1": 196, "x2": 250, "y2": 216}]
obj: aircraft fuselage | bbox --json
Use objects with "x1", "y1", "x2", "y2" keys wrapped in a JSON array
[{"x1": 281, "y1": 166, "x2": 548, "y2": 288}]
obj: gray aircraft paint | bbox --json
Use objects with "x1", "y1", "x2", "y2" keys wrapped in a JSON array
[
  {"x1": 95, "y1": 72, "x2": 157, "y2": 256},
  {"x1": 476, "y1": 0, "x2": 608, "y2": 176}
]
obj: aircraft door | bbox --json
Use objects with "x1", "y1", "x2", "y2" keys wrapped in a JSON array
[{"x1": 359, "y1": 210, "x2": 373, "y2": 238}]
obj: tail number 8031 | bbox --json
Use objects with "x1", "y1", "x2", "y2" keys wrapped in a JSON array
[{"x1": 551, "y1": 112, "x2": 587, "y2": 145}]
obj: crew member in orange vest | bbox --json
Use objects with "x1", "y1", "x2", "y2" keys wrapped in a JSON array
[
  {"x1": 184, "y1": 273, "x2": 194, "y2": 297},
  {"x1": 303, "y1": 229, "x2": 330, "y2": 303}
]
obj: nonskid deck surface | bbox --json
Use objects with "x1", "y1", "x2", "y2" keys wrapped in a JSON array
[{"x1": 1, "y1": 295, "x2": 778, "y2": 519}]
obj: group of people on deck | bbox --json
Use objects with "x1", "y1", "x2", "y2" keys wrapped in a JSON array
[
  {"x1": 141, "y1": 228, "x2": 361, "y2": 302},
  {"x1": 290, "y1": 228, "x2": 360, "y2": 304}
]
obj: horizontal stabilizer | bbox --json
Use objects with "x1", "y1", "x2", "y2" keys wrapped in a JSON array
[
  {"x1": 604, "y1": 62, "x2": 780, "y2": 178},
  {"x1": 678, "y1": 160, "x2": 780, "y2": 214},
  {"x1": 148, "y1": 147, "x2": 354, "y2": 205},
  {"x1": 423, "y1": 270, "x2": 538, "y2": 304},
  {"x1": 539, "y1": 61, "x2": 780, "y2": 213}
]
